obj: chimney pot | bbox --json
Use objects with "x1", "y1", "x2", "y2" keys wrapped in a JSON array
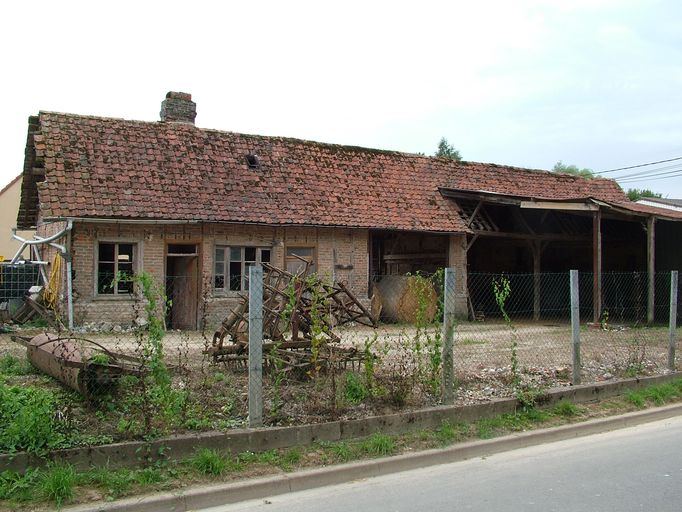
[{"x1": 160, "y1": 91, "x2": 196, "y2": 124}]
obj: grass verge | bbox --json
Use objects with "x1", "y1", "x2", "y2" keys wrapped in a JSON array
[{"x1": 2, "y1": 378, "x2": 682, "y2": 510}]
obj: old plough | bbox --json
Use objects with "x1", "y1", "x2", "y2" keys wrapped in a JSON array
[{"x1": 208, "y1": 262, "x2": 376, "y2": 375}]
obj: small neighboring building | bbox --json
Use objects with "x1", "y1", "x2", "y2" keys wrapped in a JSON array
[
  {"x1": 15, "y1": 92, "x2": 682, "y2": 329},
  {"x1": 637, "y1": 197, "x2": 682, "y2": 213},
  {"x1": 0, "y1": 174, "x2": 34, "y2": 260}
]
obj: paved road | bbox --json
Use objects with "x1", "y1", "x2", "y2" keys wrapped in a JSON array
[{"x1": 199, "y1": 415, "x2": 682, "y2": 512}]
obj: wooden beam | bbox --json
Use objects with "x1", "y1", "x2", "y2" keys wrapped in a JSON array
[
  {"x1": 593, "y1": 210, "x2": 602, "y2": 323},
  {"x1": 472, "y1": 230, "x2": 589, "y2": 242},
  {"x1": 532, "y1": 241, "x2": 542, "y2": 321},
  {"x1": 466, "y1": 201, "x2": 483, "y2": 228},
  {"x1": 513, "y1": 209, "x2": 535, "y2": 234},
  {"x1": 521, "y1": 201, "x2": 599, "y2": 211},
  {"x1": 466, "y1": 234, "x2": 479, "y2": 252},
  {"x1": 647, "y1": 216, "x2": 656, "y2": 324}
]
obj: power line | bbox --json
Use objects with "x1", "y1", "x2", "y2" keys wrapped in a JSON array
[
  {"x1": 618, "y1": 171, "x2": 682, "y2": 184},
  {"x1": 615, "y1": 166, "x2": 682, "y2": 182},
  {"x1": 598, "y1": 156, "x2": 682, "y2": 174},
  {"x1": 611, "y1": 162, "x2": 682, "y2": 180}
]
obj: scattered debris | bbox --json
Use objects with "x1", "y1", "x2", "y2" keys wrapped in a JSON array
[{"x1": 208, "y1": 262, "x2": 376, "y2": 373}]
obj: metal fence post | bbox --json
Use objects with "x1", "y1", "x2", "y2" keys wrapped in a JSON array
[
  {"x1": 570, "y1": 270, "x2": 581, "y2": 385},
  {"x1": 669, "y1": 271, "x2": 678, "y2": 372},
  {"x1": 442, "y1": 268, "x2": 456, "y2": 404},
  {"x1": 248, "y1": 266, "x2": 263, "y2": 427}
]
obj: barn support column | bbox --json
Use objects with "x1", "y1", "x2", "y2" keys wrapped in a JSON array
[
  {"x1": 647, "y1": 216, "x2": 656, "y2": 324},
  {"x1": 532, "y1": 241, "x2": 542, "y2": 321},
  {"x1": 448, "y1": 234, "x2": 469, "y2": 319},
  {"x1": 592, "y1": 210, "x2": 602, "y2": 324}
]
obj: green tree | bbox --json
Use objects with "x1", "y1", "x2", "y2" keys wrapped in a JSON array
[
  {"x1": 552, "y1": 161, "x2": 596, "y2": 179},
  {"x1": 626, "y1": 188, "x2": 662, "y2": 201},
  {"x1": 435, "y1": 138, "x2": 462, "y2": 162}
]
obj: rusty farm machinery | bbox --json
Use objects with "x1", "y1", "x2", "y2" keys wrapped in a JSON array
[{"x1": 208, "y1": 262, "x2": 376, "y2": 376}]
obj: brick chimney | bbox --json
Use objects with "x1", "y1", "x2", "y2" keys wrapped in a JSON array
[{"x1": 160, "y1": 91, "x2": 196, "y2": 124}]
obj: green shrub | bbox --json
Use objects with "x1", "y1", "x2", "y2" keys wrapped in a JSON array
[
  {"x1": 360, "y1": 433, "x2": 395, "y2": 456},
  {"x1": 39, "y1": 464, "x2": 76, "y2": 507},
  {"x1": 344, "y1": 372, "x2": 369, "y2": 404},
  {"x1": 0, "y1": 383, "x2": 64, "y2": 454},
  {"x1": 0, "y1": 354, "x2": 36, "y2": 376},
  {"x1": 0, "y1": 469, "x2": 40, "y2": 502},
  {"x1": 190, "y1": 448, "x2": 229, "y2": 476},
  {"x1": 553, "y1": 400, "x2": 579, "y2": 417}
]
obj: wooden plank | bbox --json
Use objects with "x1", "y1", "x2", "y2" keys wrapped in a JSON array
[
  {"x1": 472, "y1": 230, "x2": 590, "y2": 242},
  {"x1": 521, "y1": 201, "x2": 599, "y2": 211}
]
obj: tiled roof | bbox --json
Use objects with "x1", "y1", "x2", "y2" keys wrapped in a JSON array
[{"x1": 18, "y1": 111, "x2": 682, "y2": 231}]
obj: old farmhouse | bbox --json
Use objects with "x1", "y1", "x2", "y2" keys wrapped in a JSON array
[{"x1": 16, "y1": 92, "x2": 682, "y2": 329}]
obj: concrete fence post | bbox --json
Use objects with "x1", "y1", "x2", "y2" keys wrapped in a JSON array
[
  {"x1": 442, "y1": 268, "x2": 456, "y2": 405},
  {"x1": 669, "y1": 271, "x2": 678, "y2": 372},
  {"x1": 248, "y1": 265, "x2": 264, "y2": 428},
  {"x1": 570, "y1": 270, "x2": 581, "y2": 385}
]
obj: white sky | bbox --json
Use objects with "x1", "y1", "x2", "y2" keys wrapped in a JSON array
[{"x1": 2, "y1": 0, "x2": 682, "y2": 196}]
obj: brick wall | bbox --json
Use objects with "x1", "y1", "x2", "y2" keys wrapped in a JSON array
[{"x1": 64, "y1": 221, "x2": 369, "y2": 329}]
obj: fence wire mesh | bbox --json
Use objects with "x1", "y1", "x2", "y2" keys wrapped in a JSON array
[{"x1": 0, "y1": 268, "x2": 679, "y2": 454}]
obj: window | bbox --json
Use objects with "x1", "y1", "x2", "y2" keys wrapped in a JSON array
[
  {"x1": 214, "y1": 246, "x2": 271, "y2": 291},
  {"x1": 286, "y1": 246, "x2": 316, "y2": 275},
  {"x1": 97, "y1": 242, "x2": 136, "y2": 295}
]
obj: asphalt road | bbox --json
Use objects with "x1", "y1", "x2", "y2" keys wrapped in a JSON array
[{"x1": 199, "y1": 415, "x2": 682, "y2": 512}]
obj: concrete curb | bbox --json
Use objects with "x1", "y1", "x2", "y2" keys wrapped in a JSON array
[
  {"x1": 4, "y1": 372, "x2": 681, "y2": 474},
  {"x1": 66, "y1": 402, "x2": 682, "y2": 512}
]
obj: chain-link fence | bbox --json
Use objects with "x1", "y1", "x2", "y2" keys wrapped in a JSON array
[
  {"x1": 0, "y1": 262, "x2": 42, "y2": 322},
  {"x1": 0, "y1": 267, "x2": 679, "y2": 454}
]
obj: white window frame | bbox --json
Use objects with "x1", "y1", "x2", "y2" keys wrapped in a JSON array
[
  {"x1": 95, "y1": 241, "x2": 139, "y2": 297},
  {"x1": 214, "y1": 245, "x2": 271, "y2": 292}
]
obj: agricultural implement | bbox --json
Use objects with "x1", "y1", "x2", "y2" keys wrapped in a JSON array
[{"x1": 208, "y1": 262, "x2": 376, "y2": 375}]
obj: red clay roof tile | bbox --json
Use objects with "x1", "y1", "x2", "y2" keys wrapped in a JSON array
[{"x1": 18, "y1": 111, "x2": 682, "y2": 231}]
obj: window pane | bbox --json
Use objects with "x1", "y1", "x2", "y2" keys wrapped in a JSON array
[
  {"x1": 230, "y1": 247, "x2": 242, "y2": 261},
  {"x1": 215, "y1": 247, "x2": 225, "y2": 262},
  {"x1": 229, "y1": 261, "x2": 242, "y2": 291},
  {"x1": 287, "y1": 261, "x2": 305, "y2": 275},
  {"x1": 287, "y1": 247, "x2": 313, "y2": 258},
  {"x1": 214, "y1": 261, "x2": 224, "y2": 276},
  {"x1": 261, "y1": 249, "x2": 271, "y2": 263},
  {"x1": 99, "y1": 243, "x2": 115, "y2": 262},
  {"x1": 97, "y1": 262, "x2": 115, "y2": 294},
  {"x1": 245, "y1": 247, "x2": 256, "y2": 261},
  {"x1": 214, "y1": 275, "x2": 225, "y2": 289},
  {"x1": 118, "y1": 244, "x2": 134, "y2": 262}
]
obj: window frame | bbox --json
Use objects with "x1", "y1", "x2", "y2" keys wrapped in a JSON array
[
  {"x1": 285, "y1": 245, "x2": 317, "y2": 275},
  {"x1": 95, "y1": 240, "x2": 140, "y2": 297},
  {"x1": 213, "y1": 245, "x2": 272, "y2": 293}
]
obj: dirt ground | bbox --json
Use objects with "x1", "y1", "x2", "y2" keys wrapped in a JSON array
[{"x1": 2, "y1": 320, "x2": 678, "y2": 404}]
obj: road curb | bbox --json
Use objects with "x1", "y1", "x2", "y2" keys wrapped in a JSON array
[{"x1": 66, "y1": 402, "x2": 682, "y2": 512}]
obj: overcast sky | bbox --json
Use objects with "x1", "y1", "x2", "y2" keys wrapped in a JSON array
[{"x1": 2, "y1": 0, "x2": 682, "y2": 197}]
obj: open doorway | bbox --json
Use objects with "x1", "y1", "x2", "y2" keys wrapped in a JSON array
[{"x1": 165, "y1": 243, "x2": 199, "y2": 330}]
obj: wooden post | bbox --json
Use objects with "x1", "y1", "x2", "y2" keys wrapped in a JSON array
[
  {"x1": 532, "y1": 241, "x2": 541, "y2": 321},
  {"x1": 647, "y1": 216, "x2": 656, "y2": 324},
  {"x1": 592, "y1": 210, "x2": 602, "y2": 324}
]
